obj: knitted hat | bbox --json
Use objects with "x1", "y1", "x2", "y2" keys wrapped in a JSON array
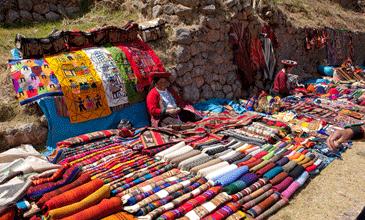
[
  {"x1": 281, "y1": 60, "x2": 298, "y2": 67},
  {"x1": 149, "y1": 71, "x2": 171, "y2": 83}
]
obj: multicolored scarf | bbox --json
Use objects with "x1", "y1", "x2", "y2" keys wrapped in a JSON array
[{"x1": 9, "y1": 58, "x2": 62, "y2": 104}]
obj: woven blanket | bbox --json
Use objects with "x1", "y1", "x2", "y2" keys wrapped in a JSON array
[
  {"x1": 9, "y1": 59, "x2": 62, "y2": 105},
  {"x1": 117, "y1": 40, "x2": 165, "y2": 92},
  {"x1": 84, "y1": 47, "x2": 128, "y2": 107},
  {"x1": 45, "y1": 51, "x2": 111, "y2": 123}
]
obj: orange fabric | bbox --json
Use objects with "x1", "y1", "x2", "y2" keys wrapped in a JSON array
[
  {"x1": 61, "y1": 197, "x2": 123, "y2": 220},
  {"x1": 101, "y1": 211, "x2": 135, "y2": 220},
  {"x1": 0, "y1": 208, "x2": 15, "y2": 220}
]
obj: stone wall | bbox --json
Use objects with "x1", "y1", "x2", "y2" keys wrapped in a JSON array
[
  {"x1": 0, "y1": 0, "x2": 83, "y2": 24},
  {"x1": 135, "y1": 0, "x2": 264, "y2": 101}
]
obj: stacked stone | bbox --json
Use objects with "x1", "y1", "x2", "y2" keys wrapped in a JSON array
[
  {"x1": 0, "y1": 0, "x2": 82, "y2": 24},
  {"x1": 136, "y1": 0, "x2": 261, "y2": 102}
]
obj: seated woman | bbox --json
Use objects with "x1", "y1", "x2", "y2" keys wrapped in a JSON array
[
  {"x1": 146, "y1": 72, "x2": 202, "y2": 127},
  {"x1": 271, "y1": 59, "x2": 297, "y2": 97}
]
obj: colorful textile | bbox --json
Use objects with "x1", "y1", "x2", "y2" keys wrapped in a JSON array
[
  {"x1": 242, "y1": 189, "x2": 274, "y2": 210},
  {"x1": 42, "y1": 179, "x2": 104, "y2": 211},
  {"x1": 45, "y1": 51, "x2": 111, "y2": 123},
  {"x1": 26, "y1": 166, "x2": 81, "y2": 200},
  {"x1": 9, "y1": 58, "x2": 62, "y2": 104},
  {"x1": 214, "y1": 166, "x2": 249, "y2": 187},
  {"x1": 231, "y1": 178, "x2": 267, "y2": 202},
  {"x1": 101, "y1": 211, "x2": 135, "y2": 220},
  {"x1": 255, "y1": 198, "x2": 288, "y2": 220},
  {"x1": 203, "y1": 202, "x2": 240, "y2": 220},
  {"x1": 47, "y1": 185, "x2": 110, "y2": 219},
  {"x1": 158, "y1": 186, "x2": 222, "y2": 220},
  {"x1": 247, "y1": 192, "x2": 280, "y2": 217},
  {"x1": 62, "y1": 197, "x2": 123, "y2": 220},
  {"x1": 118, "y1": 40, "x2": 165, "y2": 91},
  {"x1": 37, "y1": 173, "x2": 91, "y2": 207},
  {"x1": 84, "y1": 47, "x2": 128, "y2": 107},
  {"x1": 226, "y1": 210, "x2": 247, "y2": 220},
  {"x1": 224, "y1": 173, "x2": 258, "y2": 195},
  {"x1": 32, "y1": 164, "x2": 70, "y2": 185}
]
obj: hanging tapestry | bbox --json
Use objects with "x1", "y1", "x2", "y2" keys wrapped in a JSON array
[
  {"x1": 83, "y1": 47, "x2": 128, "y2": 107},
  {"x1": 45, "y1": 51, "x2": 111, "y2": 123},
  {"x1": 117, "y1": 39, "x2": 165, "y2": 92},
  {"x1": 105, "y1": 45, "x2": 145, "y2": 104},
  {"x1": 9, "y1": 59, "x2": 62, "y2": 105}
]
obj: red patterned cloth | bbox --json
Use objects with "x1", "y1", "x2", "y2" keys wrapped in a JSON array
[
  {"x1": 36, "y1": 173, "x2": 91, "y2": 207},
  {"x1": 32, "y1": 164, "x2": 70, "y2": 185},
  {"x1": 118, "y1": 40, "x2": 165, "y2": 92}
]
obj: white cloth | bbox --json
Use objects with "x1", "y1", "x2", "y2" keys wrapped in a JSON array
[{"x1": 156, "y1": 142, "x2": 185, "y2": 159}]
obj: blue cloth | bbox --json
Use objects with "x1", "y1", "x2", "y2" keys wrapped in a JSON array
[
  {"x1": 38, "y1": 98, "x2": 150, "y2": 148},
  {"x1": 194, "y1": 98, "x2": 246, "y2": 114},
  {"x1": 304, "y1": 78, "x2": 330, "y2": 85},
  {"x1": 317, "y1": 65, "x2": 334, "y2": 76},
  {"x1": 214, "y1": 166, "x2": 249, "y2": 186}
]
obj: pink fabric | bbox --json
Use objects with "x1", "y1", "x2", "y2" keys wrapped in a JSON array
[
  {"x1": 272, "y1": 176, "x2": 293, "y2": 192},
  {"x1": 281, "y1": 181, "x2": 301, "y2": 199}
]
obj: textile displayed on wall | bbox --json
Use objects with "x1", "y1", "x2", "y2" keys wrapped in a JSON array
[
  {"x1": 118, "y1": 40, "x2": 166, "y2": 92},
  {"x1": 45, "y1": 51, "x2": 111, "y2": 123},
  {"x1": 84, "y1": 47, "x2": 128, "y2": 107},
  {"x1": 9, "y1": 59, "x2": 62, "y2": 105}
]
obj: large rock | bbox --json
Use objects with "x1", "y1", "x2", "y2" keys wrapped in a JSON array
[
  {"x1": 32, "y1": 12, "x2": 46, "y2": 22},
  {"x1": 176, "y1": 62, "x2": 193, "y2": 76},
  {"x1": 19, "y1": 10, "x2": 32, "y2": 21},
  {"x1": 203, "y1": 70, "x2": 214, "y2": 84},
  {"x1": 152, "y1": 5, "x2": 162, "y2": 18},
  {"x1": 18, "y1": 0, "x2": 33, "y2": 10},
  {"x1": 57, "y1": 4, "x2": 67, "y2": 16},
  {"x1": 225, "y1": 0, "x2": 238, "y2": 8},
  {"x1": 191, "y1": 65, "x2": 204, "y2": 77},
  {"x1": 206, "y1": 29, "x2": 220, "y2": 42},
  {"x1": 192, "y1": 54, "x2": 205, "y2": 66},
  {"x1": 202, "y1": 84, "x2": 213, "y2": 99},
  {"x1": 0, "y1": 14, "x2": 4, "y2": 22},
  {"x1": 175, "y1": 4, "x2": 193, "y2": 17},
  {"x1": 33, "y1": 3, "x2": 50, "y2": 14},
  {"x1": 223, "y1": 85, "x2": 232, "y2": 94},
  {"x1": 175, "y1": 45, "x2": 191, "y2": 63},
  {"x1": 45, "y1": 11, "x2": 60, "y2": 21},
  {"x1": 49, "y1": 3, "x2": 58, "y2": 12},
  {"x1": 183, "y1": 85, "x2": 200, "y2": 102},
  {"x1": 175, "y1": 27, "x2": 192, "y2": 44},
  {"x1": 206, "y1": 17, "x2": 220, "y2": 29},
  {"x1": 65, "y1": 6, "x2": 80, "y2": 17},
  {"x1": 176, "y1": 74, "x2": 192, "y2": 87},
  {"x1": 194, "y1": 76, "x2": 205, "y2": 88},
  {"x1": 6, "y1": 10, "x2": 20, "y2": 23},
  {"x1": 163, "y1": 3, "x2": 175, "y2": 15}
]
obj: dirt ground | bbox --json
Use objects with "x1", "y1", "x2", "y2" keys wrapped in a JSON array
[{"x1": 271, "y1": 141, "x2": 365, "y2": 220}]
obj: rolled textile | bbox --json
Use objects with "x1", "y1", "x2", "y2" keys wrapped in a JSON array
[
  {"x1": 272, "y1": 176, "x2": 294, "y2": 192},
  {"x1": 203, "y1": 202, "x2": 240, "y2": 220},
  {"x1": 224, "y1": 173, "x2": 258, "y2": 195},
  {"x1": 37, "y1": 173, "x2": 91, "y2": 207},
  {"x1": 203, "y1": 146, "x2": 226, "y2": 156},
  {"x1": 247, "y1": 191, "x2": 280, "y2": 217},
  {"x1": 157, "y1": 186, "x2": 222, "y2": 220},
  {"x1": 231, "y1": 178, "x2": 267, "y2": 202},
  {"x1": 190, "y1": 159, "x2": 223, "y2": 173},
  {"x1": 237, "y1": 184, "x2": 272, "y2": 205},
  {"x1": 263, "y1": 166, "x2": 283, "y2": 180},
  {"x1": 170, "y1": 150, "x2": 201, "y2": 165},
  {"x1": 163, "y1": 146, "x2": 193, "y2": 161},
  {"x1": 205, "y1": 164, "x2": 238, "y2": 181},
  {"x1": 288, "y1": 165, "x2": 305, "y2": 179},
  {"x1": 184, "y1": 192, "x2": 231, "y2": 219},
  {"x1": 101, "y1": 211, "x2": 135, "y2": 220},
  {"x1": 155, "y1": 142, "x2": 185, "y2": 159},
  {"x1": 141, "y1": 182, "x2": 212, "y2": 220},
  {"x1": 214, "y1": 166, "x2": 249, "y2": 187},
  {"x1": 61, "y1": 197, "x2": 123, "y2": 220},
  {"x1": 47, "y1": 185, "x2": 110, "y2": 219},
  {"x1": 242, "y1": 189, "x2": 274, "y2": 210},
  {"x1": 180, "y1": 156, "x2": 212, "y2": 172},
  {"x1": 226, "y1": 210, "x2": 246, "y2": 220},
  {"x1": 43, "y1": 179, "x2": 104, "y2": 211},
  {"x1": 178, "y1": 153, "x2": 210, "y2": 170},
  {"x1": 255, "y1": 162, "x2": 275, "y2": 176},
  {"x1": 255, "y1": 198, "x2": 288, "y2": 220},
  {"x1": 250, "y1": 160, "x2": 270, "y2": 173},
  {"x1": 275, "y1": 157, "x2": 289, "y2": 166},
  {"x1": 281, "y1": 171, "x2": 309, "y2": 199},
  {"x1": 26, "y1": 166, "x2": 81, "y2": 200},
  {"x1": 269, "y1": 172, "x2": 288, "y2": 185},
  {"x1": 198, "y1": 162, "x2": 230, "y2": 177},
  {"x1": 282, "y1": 160, "x2": 297, "y2": 173},
  {"x1": 245, "y1": 159, "x2": 263, "y2": 169}
]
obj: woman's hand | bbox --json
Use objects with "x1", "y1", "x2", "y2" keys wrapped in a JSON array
[{"x1": 326, "y1": 128, "x2": 354, "y2": 150}]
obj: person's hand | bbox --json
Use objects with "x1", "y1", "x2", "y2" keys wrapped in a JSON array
[
  {"x1": 326, "y1": 128, "x2": 354, "y2": 150},
  {"x1": 166, "y1": 108, "x2": 179, "y2": 115}
]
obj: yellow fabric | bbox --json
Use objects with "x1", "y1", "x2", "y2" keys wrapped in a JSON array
[
  {"x1": 47, "y1": 185, "x2": 110, "y2": 220},
  {"x1": 101, "y1": 211, "x2": 136, "y2": 220},
  {"x1": 45, "y1": 51, "x2": 111, "y2": 123}
]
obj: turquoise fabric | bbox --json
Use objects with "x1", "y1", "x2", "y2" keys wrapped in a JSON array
[
  {"x1": 38, "y1": 98, "x2": 149, "y2": 148},
  {"x1": 194, "y1": 98, "x2": 246, "y2": 114}
]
